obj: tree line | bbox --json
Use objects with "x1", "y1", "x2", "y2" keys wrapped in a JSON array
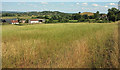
[{"x1": 2, "y1": 7, "x2": 120, "y2": 23}]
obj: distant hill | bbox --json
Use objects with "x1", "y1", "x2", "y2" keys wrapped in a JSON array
[
  {"x1": 2, "y1": 11, "x2": 24, "y2": 13},
  {"x1": 2, "y1": 11, "x2": 71, "y2": 16},
  {"x1": 80, "y1": 12, "x2": 94, "y2": 16}
]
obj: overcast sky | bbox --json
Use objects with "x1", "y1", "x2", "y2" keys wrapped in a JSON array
[{"x1": 2, "y1": 0, "x2": 120, "y2": 2}]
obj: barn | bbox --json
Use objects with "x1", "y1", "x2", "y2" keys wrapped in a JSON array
[
  {"x1": 29, "y1": 19, "x2": 45, "y2": 24},
  {"x1": 1, "y1": 19, "x2": 19, "y2": 24}
]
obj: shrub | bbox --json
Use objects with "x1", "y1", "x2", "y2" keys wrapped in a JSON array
[{"x1": 69, "y1": 20, "x2": 78, "y2": 23}]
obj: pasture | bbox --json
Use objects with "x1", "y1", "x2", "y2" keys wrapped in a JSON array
[{"x1": 2, "y1": 23, "x2": 119, "y2": 68}]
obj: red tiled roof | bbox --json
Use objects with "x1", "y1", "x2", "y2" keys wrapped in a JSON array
[{"x1": 11, "y1": 20, "x2": 18, "y2": 23}]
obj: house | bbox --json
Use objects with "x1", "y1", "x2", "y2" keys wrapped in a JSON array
[
  {"x1": 1, "y1": 19, "x2": 19, "y2": 24},
  {"x1": 99, "y1": 14, "x2": 107, "y2": 19},
  {"x1": 19, "y1": 20, "x2": 26, "y2": 23},
  {"x1": 29, "y1": 19, "x2": 45, "y2": 24},
  {"x1": 11, "y1": 20, "x2": 19, "y2": 24},
  {"x1": 21, "y1": 20, "x2": 26, "y2": 23}
]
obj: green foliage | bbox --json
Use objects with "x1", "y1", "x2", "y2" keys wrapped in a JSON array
[
  {"x1": 2, "y1": 23, "x2": 10, "y2": 25},
  {"x1": 25, "y1": 19, "x2": 29, "y2": 23},
  {"x1": 72, "y1": 14, "x2": 81, "y2": 20},
  {"x1": 58, "y1": 17, "x2": 69, "y2": 23},
  {"x1": 89, "y1": 16, "x2": 94, "y2": 19},
  {"x1": 78, "y1": 18, "x2": 86, "y2": 22},
  {"x1": 94, "y1": 11, "x2": 100, "y2": 19},
  {"x1": 2, "y1": 13, "x2": 15, "y2": 17},
  {"x1": 69, "y1": 20, "x2": 78, "y2": 23},
  {"x1": 2, "y1": 8, "x2": 120, "y2": 23},
  {"x1": 44, "y1": 15, "x2": 49, "y2": 19},
  {"x1": 47, "y1": 18, "x2": 54, "y2": 23},
  {"x1": 82, "y1": 15, "x2": 89, "y2": 19},
  {"x1": 117, "y1": 12, "x2": 120, "y2": 20},
  {"x1": 107, "y1": 8, "x2": 119, "y2": 22}
]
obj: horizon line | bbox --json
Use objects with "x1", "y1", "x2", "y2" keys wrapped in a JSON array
[{"x1": 2, "y1": 10, "x2": 108, "y2": 14}]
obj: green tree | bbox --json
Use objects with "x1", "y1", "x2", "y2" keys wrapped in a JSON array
[
  {"x1": 58, "y1": 18, "x2": 69, "y2": 23},
  {"x1": 72, "y1": 14, "x2": 81, "y2": 20},
  {"x1": 44, "y1": 15, "x2": 49, "y2": 19},
  {"x1": 25, "y1": 19, "x2": 29, "y2": 23},
  {"x1": 94, "y1": 11, "x2": 100, "y2": 19},
  {"x1": 78, "y1": 18, "x2": 85, "y2": 22},
  {"x1": 108, "y1": 8, "x2": 119, "y2": 15},
  {"x1": 48, "y1": 18, "x2": 54, "y2": 23},
  {"x1": 117, "y1": 12, "x2": 120, "y2": 20},
  {"x1": 107, "y1": 8, "x2": 119, "y2": 22},
  {"x1": 82, "y1": 15, "x2": 88, "y2": 19}
]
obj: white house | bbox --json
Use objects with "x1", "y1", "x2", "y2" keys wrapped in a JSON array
[
  {"x1": 29, "y1": 19, "x2": 45, "y2": 24},
  {"x1": 11, "y1": 20, "x2": 19, "y2": 24}
]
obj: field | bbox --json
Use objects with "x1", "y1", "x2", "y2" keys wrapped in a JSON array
[
  {"x1": 80, "y1": 12, "x2": 94, "y2": 16},
  {"x1": 2, "y1": 23, "x2": 119, "y2": 68}
]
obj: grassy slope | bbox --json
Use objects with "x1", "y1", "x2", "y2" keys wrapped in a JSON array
[
  {"x1": 2, "y1": 23, "x2": 118, "y2": 68},
  {"x1": 80, "y1": 12, "x2": 94, "y2": 16}
]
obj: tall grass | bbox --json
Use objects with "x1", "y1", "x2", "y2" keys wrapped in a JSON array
[{"x1": 2, "y1": 23, "x2": 118, "y2": 68}]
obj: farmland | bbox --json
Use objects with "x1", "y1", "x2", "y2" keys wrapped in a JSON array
[{"x1": 2, "y1": 23, "x2": 119, "y2": 68}]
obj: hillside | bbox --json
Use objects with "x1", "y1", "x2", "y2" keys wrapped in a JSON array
[{"x1": 80, "y1": 12, "x2": 94, "y2": 16}]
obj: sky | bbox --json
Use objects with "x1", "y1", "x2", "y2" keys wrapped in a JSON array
[
  {"x1": 2, "y1": 0, "x2": 120, "y2": 2},
  {"x1": 2, "y1": 0, "x2": 120, "y2": 13}
]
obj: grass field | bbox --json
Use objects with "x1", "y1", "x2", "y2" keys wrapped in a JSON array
[{"x1": 2, "y1": 23, "x2": 119, "y2": 68}]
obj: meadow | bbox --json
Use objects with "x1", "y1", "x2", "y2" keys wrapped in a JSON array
[{"x1": 2, "y1": 23, "x2": 119, "y2": 68}]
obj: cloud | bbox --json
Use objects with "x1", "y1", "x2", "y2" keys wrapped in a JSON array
[
  {"x1": 76, "y1": 3, "x2": 80, "y2": 5},
  {"x1": 41, "y1": 2, "x2": 48, "y2": 4},
  {"x1": 104, "y1": 6, "x2": 108, "y2": 8},
  {"x1": 82, "y1": 3, "x2": 88, "y2": 6},
  {"x1": 109, "y1": 3, "x2": 115, "y2": 5},
  {"x1": 92, "y1": 4, "x2": 98, "y2": 6},
  {"x1": 82, "y1": 3, "x2": 88, "y2": 5}
]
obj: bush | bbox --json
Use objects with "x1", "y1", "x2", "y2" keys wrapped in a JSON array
[
  {"x1": 58, "y1": 18, "x2": 69, "y2": 23},
  {"x1": 53, "y1": 20, "x2": 59, "y2": 23},
  {"x1": 96, "y1": 20, "x2": 109, "y2": 23},
  {"x1": 78, "y1": 18, "x2": 90, "y2": 22},
  {"x1": 69, "y1": 20, "x2": 78, "y2": 23},
  {"x1": 2, "y1": 23, "x2": 10, "y2": 25},
  {"x1": 78, "y1": 18, "x2": 86, "y2": 22}
]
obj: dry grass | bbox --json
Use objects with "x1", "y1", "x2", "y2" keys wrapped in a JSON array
[
  {"x1": 80, "y1": 12, "x2": 94, "y2": 16},
  {"x1": 2, "y1": 23, "x2": 119, "y2": 68}
]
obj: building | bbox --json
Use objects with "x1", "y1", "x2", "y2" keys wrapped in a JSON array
[
  {"x1": 29, "y1": 19, "x2": 45, "y2": 24},
  {"x1": 99, "y1": 14, "x2": 107, "y2": 19},
  {"x1": 11, "y1": 20, "x2": 19, "y2": 24},
  {"x1": 21, "y1": 20, "x2": 26, "y2": 23},
  {"x1": 1, "y1": 19, "x2": 19, "y2": 24},
  {"x1": 118, "y1": 1, "x2": 120, "y2": 10},
  {"x1": 20, "y1": 20, "x2": 26, "y2": 23}
]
